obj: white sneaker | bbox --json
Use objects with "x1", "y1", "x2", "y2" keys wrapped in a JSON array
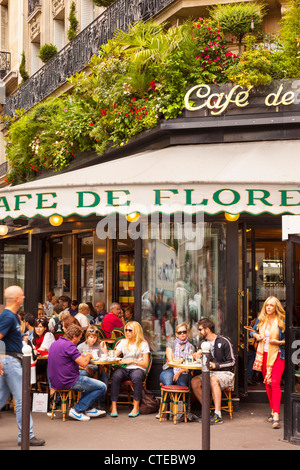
[
  {"x1": 85, "y1": 408, "x2": 106, "y2": 418},
  {"x1": 69, "y1": 408, "x2": 90, "y2": 421}
]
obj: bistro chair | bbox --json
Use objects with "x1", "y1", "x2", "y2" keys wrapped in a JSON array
[
  {"x1": 210, "y1": 366, "x2": 236, "y2": 420},
  {"x1": 159, "y1": 384, "x2": 189, "y2": 424},
  {"x1": 5, "y1": 395, "x2": 16, "y2": 414},
  {"x1": 95, "y1": 325, "x2": 107, "y2": 340},
  {"x1": 120, "y1": 353, "x2": 153, "y2": 406},
  {"x1": 49, "y1": 389, "x2": 80, "y2": 422},
  {"x1": 54, "y1": 332, "x2": 64, "y2": 341},
  {"x1": 107, "y1": 346, "x2": 153, "y2": 407},
  {"x1": 111, "y1": 328, "x2": 125, "y2": 340}
]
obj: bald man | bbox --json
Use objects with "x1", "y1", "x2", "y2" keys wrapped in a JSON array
[{"x1": 0, "y1": 285, "x2": 45, "y2": 446}]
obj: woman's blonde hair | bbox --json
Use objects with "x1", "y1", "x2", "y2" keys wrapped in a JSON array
[
  {"x1": 125, "y1": 321, "x2": 145, "y2": 351},
  {"x1": 175, "y1": 322, "x2": 189, "y2": 334},
  {"x1": 258, "y1": 296, "x2": 286, "y2": 332},
  {"x1": 78, "y1": 303, "x2": 89, "y2": 312}
]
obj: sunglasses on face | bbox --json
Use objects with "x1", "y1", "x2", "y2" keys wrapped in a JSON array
[
  {"x1": 125, "y1": 328, "x2": 133, "y2": 332},
  {"x1": 177, "y1": 330, "x2": 187, "y2": 335}
]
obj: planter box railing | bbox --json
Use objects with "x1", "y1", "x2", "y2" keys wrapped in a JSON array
[{"x1": 5, "y1": 0, "x2": 176, "y2": 117}]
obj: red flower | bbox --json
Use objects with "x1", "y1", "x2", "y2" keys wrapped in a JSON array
[
  {"x1": 150, "y1": 80, "x2": 156, "y2": 92},
  {"x1": 101, "y1": 109, "x2": 107, "y2": 116}
]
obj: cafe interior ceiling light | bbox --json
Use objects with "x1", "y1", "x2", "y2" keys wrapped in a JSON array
[
  {"x1": 49, "y1": 214, "x2": 64, "y2": 226},
  {"x1": 0, "y1": 225, "x2": 8, "y2": 235},
  {"x1": 126, "y1": 212, "x2": 140, "y2": 223},
  {"x1": 225, "y1": 213, "x2": 240, "y2": 222}
]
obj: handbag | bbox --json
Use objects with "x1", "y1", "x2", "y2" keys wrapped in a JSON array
[{"x1": 139, "y1": 389, "x2": 160, "y2": 415}]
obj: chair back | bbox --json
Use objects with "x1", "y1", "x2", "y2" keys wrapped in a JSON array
[
  {"x1": 111, "y1": 328, "x2": 125, "y2": 339},
  {"x1": 145, "y1": 352, "x2": 153, "y2": 378},
  {"x1": 112, "y1": 337, "x2": 125, "y2": 350},
  {"x1": 54, "y1": 332, "x2": 64, "y2": 340},
  {"x1": 95, "y1": 325, "x2": 107, "y2": 339}
]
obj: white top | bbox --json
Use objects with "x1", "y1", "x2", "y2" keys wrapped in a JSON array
[
  {"x1": 116, "y1": 339, "x2": 150, "y2": 370},
  {"x1": 75, "y1": 313, "x2": 90, "y2": 329},
  {"x1": 40, "y1": 332, "x2": 55, "y2": 351}
]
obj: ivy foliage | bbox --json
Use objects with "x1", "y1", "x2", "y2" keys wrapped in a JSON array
[{"x1": 3, "y1": 5, "x2": 300, "y2": 185}]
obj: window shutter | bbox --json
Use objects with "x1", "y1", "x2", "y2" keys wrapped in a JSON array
[
  {"x1": 53, "y1": 19, "x2": 65, "y2": 51},
  {"x1": 81, "y1": 0, "x2": 94, "y2": 31}
]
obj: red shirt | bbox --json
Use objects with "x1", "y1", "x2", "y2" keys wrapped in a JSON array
[{"x1": 101, "y1": 312, "x2": 123, "y2": 338}]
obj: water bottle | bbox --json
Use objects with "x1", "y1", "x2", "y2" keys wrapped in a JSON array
[{"x1": 188, "y1": 344, "x2": 193, "y2": 364}]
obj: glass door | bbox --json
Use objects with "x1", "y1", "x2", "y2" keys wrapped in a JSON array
[{"x1": 284, "y1": 235, "x2": 300, "y2": 444}]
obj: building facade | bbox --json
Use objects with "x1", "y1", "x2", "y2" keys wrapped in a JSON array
[{"x1": 1, "y1": 0, "x2": 300, "y2": 443}]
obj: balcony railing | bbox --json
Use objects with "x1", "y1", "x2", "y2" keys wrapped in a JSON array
[
  {"x1": 0, "y1": 161, "x2": 8, "y2": 177},
  {"x1": 0, "y1": 51, "x2": 11, "y2": 79},
  {"x1": 5, "y1": 0, "x2": 177, "y2": 117}
]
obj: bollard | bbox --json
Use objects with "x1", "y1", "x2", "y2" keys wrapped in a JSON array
[
  {"x1": 21, "y1": 344, "x2": 32, "y2": 451},
  {"x1": 201, "y1": 341, "x2": 211, "y2": 451}
]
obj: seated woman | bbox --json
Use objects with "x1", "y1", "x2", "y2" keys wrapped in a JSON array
[
  {"x1": 32, "y1": 317, "x2": 55, "y2": 357},
  {"x1": 110, "y1": 321, "x2": 150, "y2": 418},
  {"x1": 32, "y1": 317, "x2": 55, "y2": 388},
  {"x1": 160, "y1": 322, "x2": 195, "y2": 387},
  {"x1": 77, "y1": 327, "x2": 109, "y2": 386}
]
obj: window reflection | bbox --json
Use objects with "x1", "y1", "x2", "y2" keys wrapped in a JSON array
[{"x1": 141, "y1": 221, "x2": 226, "y2": 356}]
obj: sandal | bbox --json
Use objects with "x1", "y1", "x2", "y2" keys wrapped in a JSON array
[
  {"x1": 272, "y1": 419, "x2": 280, "y2": 429},
  {"x1": 267, "y1": 413, "x2": 274, "y2": 422}
]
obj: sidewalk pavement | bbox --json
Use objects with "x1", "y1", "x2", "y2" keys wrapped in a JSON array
[{"x1": 0, "y1": 402, "x2": 298, "y2": 451}]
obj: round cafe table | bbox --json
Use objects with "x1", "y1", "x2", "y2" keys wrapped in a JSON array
[
  {"x1": 89, "y1": 356, "x2": 122, "y2": 366},
  {"x1": 168, "y1": 361, "x2": 202, "y2": 422}
]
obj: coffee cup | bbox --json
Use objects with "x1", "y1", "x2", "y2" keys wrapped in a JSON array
[{"x1": 92, "y1": 350, "x2": 98, "y2": 359}]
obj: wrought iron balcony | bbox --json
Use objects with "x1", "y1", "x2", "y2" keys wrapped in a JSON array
[
  {"x1": 0, "y1": 51, "x2": 11, "y2": 79},
  {"x1": 0, "y1": 161, "x2": 8, "y2": 177},
  {"x1": 5, "y1": 0, "x2": 177, "y2": 117}
]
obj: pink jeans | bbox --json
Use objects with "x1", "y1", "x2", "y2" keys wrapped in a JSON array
[{"x1": 262, "y1": 352, "x2": 285, "y2": 414}]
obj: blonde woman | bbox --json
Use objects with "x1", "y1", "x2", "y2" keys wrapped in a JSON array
[
  {"x1": 110, "y1": 321, "x2": 150, "y2": 418},
  {"x1": 251, "y1": 296, "x2": 285, "y2": 429}
]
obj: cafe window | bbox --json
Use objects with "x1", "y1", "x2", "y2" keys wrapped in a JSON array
[
  {"x1": 141, "y1": 218, "x2": 226, "y2": 356},
  {"x1": 51, "y1": 235, "x2": 72, "y2": 298},
  {"x1": 0, "y1": 236, "x2": 27, "y2": 304}
]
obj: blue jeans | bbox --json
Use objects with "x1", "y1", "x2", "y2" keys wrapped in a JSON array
[
  {"x1": 0, "y1": 355, "x2": 34, "y2": 441},
  {"x1": 160, "y1": 367, "x2": 189, "y2": 387},
  {"x1": 70, "y1": 371, "x2": 107, "y2": 413}
]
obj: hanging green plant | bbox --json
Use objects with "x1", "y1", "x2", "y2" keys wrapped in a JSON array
[{"x1": 38, "y1": 43, "x2": 58, "y2": 63}]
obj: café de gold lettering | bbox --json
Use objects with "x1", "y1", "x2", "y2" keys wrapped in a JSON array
[{"x1": 184, "y1": 84, "x2": 295, "y2": 115}]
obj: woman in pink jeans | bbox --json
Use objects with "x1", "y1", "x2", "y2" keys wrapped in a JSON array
[{"x1": 251, "y1": 296, "x2": 285, "y2": 429}]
